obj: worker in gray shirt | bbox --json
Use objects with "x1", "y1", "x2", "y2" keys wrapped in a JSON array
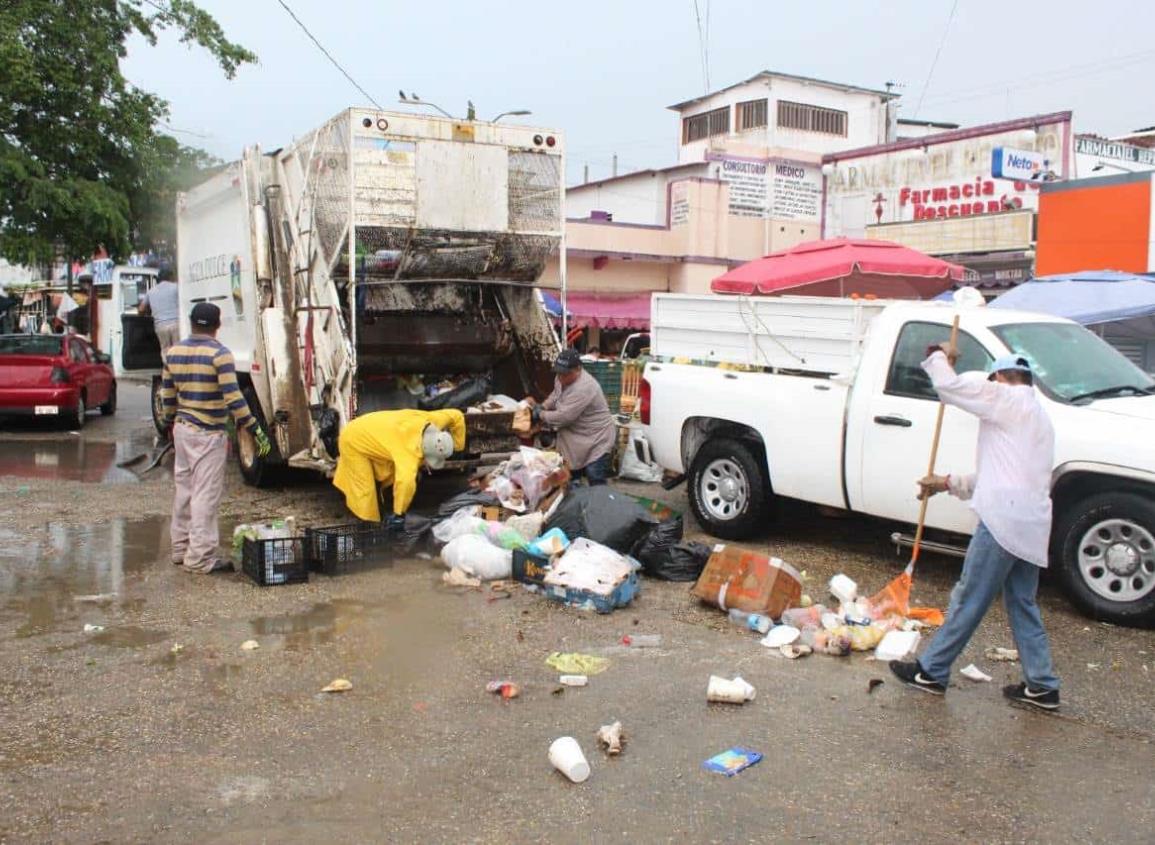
[
  {"x1": 528, "y1": 349, "x2": 617, "y2": 484},
  {"x1": 138, "y1": 265, "x2": 181, "y2": 356}
]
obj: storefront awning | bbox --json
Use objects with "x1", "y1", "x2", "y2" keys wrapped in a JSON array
[{"x1": 563, "y1": 292, "x2": 652, "y2": 330}]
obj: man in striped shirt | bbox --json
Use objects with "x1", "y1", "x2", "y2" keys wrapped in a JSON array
[{"x1": 160, "y1": 303, "x2": 271, "y2": 574}]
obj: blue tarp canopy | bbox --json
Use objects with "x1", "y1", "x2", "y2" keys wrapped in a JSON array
[{"x1": 990, "y1": 270, "x2": 1155, "y2": 325}]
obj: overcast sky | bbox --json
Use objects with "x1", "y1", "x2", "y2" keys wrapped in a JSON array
[{"x1": 124, "y1": 0, "x2": 1155, "y2": 183}]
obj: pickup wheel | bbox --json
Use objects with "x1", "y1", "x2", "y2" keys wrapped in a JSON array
[
  {"x1": 688, "y1": 438, "x2": 768, "y2": 540},
  {"x1": 149, "y1": 376, "x2": 167, "y2": 436},
  {"x1": 1055, "y1": 492, "x2": 1155, "y2": 627}
]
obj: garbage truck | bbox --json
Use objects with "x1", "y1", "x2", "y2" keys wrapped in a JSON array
[{"x1": 159, "y1": 108, "x2": 563, "y2": 485}]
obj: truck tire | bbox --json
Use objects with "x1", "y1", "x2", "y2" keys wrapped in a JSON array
[
  {"x1": 237, "y1": 384, "x2": 281, "y2": 488},
  {"x1": 688, "y1": 438, "x2": 769, "y2": 540},
  {"x1": 1054, "y1": 492, "x2": 1155, "y2": 627},
  {"x1": 150, "y1": 376, "x2": 167, "y2": 436}
]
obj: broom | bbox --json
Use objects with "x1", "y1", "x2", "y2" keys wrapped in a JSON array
[{"x1": 868, "y1": 314, "x2": 959, "y2": 624}]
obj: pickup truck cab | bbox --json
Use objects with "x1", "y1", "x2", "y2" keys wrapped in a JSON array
[{"x1": 642, "y1": 292, "x2": 1155, "y2": 626}]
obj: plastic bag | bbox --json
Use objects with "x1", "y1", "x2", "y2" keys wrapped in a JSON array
[
  {"x1": 618, "y1": 424, "x2": 663, "y2": 483},
  {"x1": 437, "y1": 489, "x2": 499, "y2": 519},
  {"x1": 432, "y1": 507, "x2": 485, "y2": 544},
  {"x1": 440, "y1": 534, "x2": 513, "y2": 580},
  {"x1": 631, "y1": 516, "x2": 685, "y2": 577},
  {"x1": 544, "y1": 487, "x2": 659, "y2": 554},
  {"x1": 528, "y1": 527, "x2": 570, "y2": 557},
  {"x1": 505, "y1": 512, "x2": 543, "y2": 543},
  {"x1": 474, "y1": 521, "x2": 530, "y2": 551},
  {"x1": 419, "y1": 377, "x2": 491, "y2": 411},
  {"x1": 544, "y1": 539, "x2": 635, "y2": 597},
  {"x1": 645, "y1": 540, "x2": 710, "y2": 582}
]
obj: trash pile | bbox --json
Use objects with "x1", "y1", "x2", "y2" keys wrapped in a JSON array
[
  {"x1": 689, "y1": 544, "x2": 943, "y2": 662},
  {"x1": 434, "y1": 474, "x2": 698, "y2": 614}
]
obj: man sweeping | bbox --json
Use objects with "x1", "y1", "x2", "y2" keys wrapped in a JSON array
[
  {"x1": 890, "y1": 347, "x2": 1061, "y2": 710},
  {"x1": 332, "y1": 409, "x2": 467, "y2": 528}
]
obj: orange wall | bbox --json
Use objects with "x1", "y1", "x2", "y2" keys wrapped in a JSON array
[{"x1": 1036, "y1": 179, "x2": 1152, "y2": 275}]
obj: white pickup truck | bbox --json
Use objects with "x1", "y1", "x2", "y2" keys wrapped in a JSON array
[{"x1": 641, "y1": 292, "x2": 1155, "y2": 626}]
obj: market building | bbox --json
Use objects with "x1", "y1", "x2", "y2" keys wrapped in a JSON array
[
  {"x1": 541, "y1": 71, "x2": 898, "y2": 350},
  {"x1": 821, "y1": 111, "x2": 1072, "y2": 295}
]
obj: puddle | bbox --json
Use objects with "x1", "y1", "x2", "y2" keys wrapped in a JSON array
[
  {"x1": 89, "y1": 625, "x2": 169, "y2": 648},
  {"x1": 0, "y1": 516, "x2": 169, "y2": 637},
  {"x1": 249, "y1": 600, "x2": 363, "y2": 651},
  {"x1": 0, "y1": 437, "x2": 153, "y2": 484}
]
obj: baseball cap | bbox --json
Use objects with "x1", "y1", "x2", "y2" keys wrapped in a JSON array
[
  {"x1": 190, "y1": 302, "x2": 221, "y2": 330},
  {"x1": 988, "y1": 354, "x2": 1032, "y2": 380},
  {"x1": 421, "y1": 425, "x2": 454, "y2": 470},
  {"x1": 554, "y1": 348, "x2": 582, "y2": 374}
]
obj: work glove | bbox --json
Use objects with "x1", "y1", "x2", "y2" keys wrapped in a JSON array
[
  {"x1": 251, "y1": 424, "x2": 272, "y2": 457},
  {"x1": 385, "y1": 514, "x2": 406, "y2": 534}
]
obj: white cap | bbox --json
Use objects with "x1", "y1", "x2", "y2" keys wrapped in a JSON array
[{"x1": 421, "y1": 426, "x2": 454, "y2": 469}]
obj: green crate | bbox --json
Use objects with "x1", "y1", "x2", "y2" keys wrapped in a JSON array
[{"x1": 583, "y1": 361, "x2": 622, "y2": 414}]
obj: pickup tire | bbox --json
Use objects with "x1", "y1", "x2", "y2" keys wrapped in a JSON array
[
  {"x1": 1054, "y1": 492, "x2": 1155, "y2": 627},
  {"x1": 150, "y1": 376, "x2": 167, "y2": 436},
  {"x1": 688, "y1": 438, "x2": 768, "y2": 540}
]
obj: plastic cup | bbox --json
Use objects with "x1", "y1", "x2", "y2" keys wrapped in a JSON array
[
  {"x1": 706, "y1": 675, "x2": 749, "y2": 704},
  {"x1": 549, "y1": 736, "x2": 591, "y2": 783}
]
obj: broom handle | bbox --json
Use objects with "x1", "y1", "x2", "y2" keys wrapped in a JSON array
[{"x1": 910, "y1": 315, "x2": 961, "y2": 567}]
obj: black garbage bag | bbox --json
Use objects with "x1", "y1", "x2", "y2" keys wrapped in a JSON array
[
  {"x1": 649, "y1": 540, "x2": 712, "y2": 581},
  {"x1": 418, "y1": 377, "x2": 491, "y2": 411},
  {"x1": 545, "y1": 487, "x2": 659, "y2": 554},
  {"x1": 631, "y1": 515, "x2": 685, "y2": 576},
  {"x1": 436, "y1": 489, "x2": 499, "y2": 519},
  {"x1": 395, "y1": 513, "x2": 433, "y2": 557}
]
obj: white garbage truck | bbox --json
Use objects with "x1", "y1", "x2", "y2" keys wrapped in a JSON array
[{"x1": 151, "y1": 108, "x2": 562, "y2": 484}]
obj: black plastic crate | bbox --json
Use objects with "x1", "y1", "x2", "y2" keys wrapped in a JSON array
[
  {"x1": 241, "y1": 536, "x2": 309, "y2": 586},
  {"x1": 306, "y1": 523, "x2": 395, "y2": 576}
]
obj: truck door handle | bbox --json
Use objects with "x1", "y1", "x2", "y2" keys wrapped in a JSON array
[{"x1": 873, "y1": 415, "x2": 912, "y2": 427}]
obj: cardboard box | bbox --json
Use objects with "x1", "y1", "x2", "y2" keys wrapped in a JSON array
[
  {"x1": 691, "y1": 545, "x2": 802, "y2": 619},
  {"x1": 512, "y1": 550, "x2": 639, "y2": 614}
]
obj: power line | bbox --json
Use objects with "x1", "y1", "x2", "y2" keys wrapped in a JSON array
[
  {"x1": 692, "y1": 0, "x2": 709, "y2": 93},
  {"x1": 273, "y1": 0, "x2": 384, "y2": 111},
  {"x1": 914, "y1": 0, "x2": 960, "y2": 118}
]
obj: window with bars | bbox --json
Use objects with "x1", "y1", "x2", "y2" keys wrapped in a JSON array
[
  {"x1": 737, "y1": 99, "x2": 768, "y2": 131},
  {"x1": 682, "y1": 106, "x2": 731, "y2": 143},
  {"x1": 776, "y1": 100, "x2": 848, "y2": 136}
]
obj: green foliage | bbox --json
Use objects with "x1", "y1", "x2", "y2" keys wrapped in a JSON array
[{"x1": 0, "y1": 0, "x2": 255, "y2": 267}]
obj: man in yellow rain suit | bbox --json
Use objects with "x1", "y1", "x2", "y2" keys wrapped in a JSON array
[{"x1": 332, "y1": 409, "x2": 467, "y2": 526}]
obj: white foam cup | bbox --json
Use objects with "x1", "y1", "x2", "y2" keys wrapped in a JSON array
[
  {"x1": 549, "y1": 736, "x2": 591, "y2": 783},
  {"x1": 706, "y1": 675, "x2": 749, "y2": 704}
]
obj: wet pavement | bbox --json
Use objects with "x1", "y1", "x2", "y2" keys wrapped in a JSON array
[{"x1": 1, "y1": 383, "x2": 1153, "y2": 843}]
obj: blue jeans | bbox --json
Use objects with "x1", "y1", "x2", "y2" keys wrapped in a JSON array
[
  {"x1": 572, "y1": 452, "x2": 612, "y2": 486},
  {"x1": 919, "y1": 522, "x2": 1059, "y2": 692}
]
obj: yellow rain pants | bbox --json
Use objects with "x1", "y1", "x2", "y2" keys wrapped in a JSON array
[{"x1": 332, "y1": 409, "x2": 466, "y2": 521}]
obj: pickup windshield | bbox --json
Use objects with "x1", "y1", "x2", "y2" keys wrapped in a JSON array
[
  {"x1": 0, "y1": 335, "x2": 64, "y2": 355},
  {"x1": 990, "y1": 322, "x2": 1155, "y2": 403}
]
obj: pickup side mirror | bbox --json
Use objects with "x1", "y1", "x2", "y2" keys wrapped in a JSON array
[{"x1": 94, "y1": 352, "x2": 112, "y2": 365}]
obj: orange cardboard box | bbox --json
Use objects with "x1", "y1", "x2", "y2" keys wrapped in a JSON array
[{"x1": 691, "y1": 545, "x2": 802, "y2": 619}]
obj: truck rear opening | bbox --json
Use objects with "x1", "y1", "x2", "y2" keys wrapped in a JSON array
[{"x1": 175, "y1": 108, "x2": 564, "y2": 480}]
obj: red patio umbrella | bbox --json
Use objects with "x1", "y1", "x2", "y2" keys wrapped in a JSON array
[{"x1": 711, "y1": 238, "x2": 966, "y2": 299}]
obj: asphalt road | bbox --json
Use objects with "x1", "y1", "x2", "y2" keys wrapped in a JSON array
[{"x1": 1, "y1": 383, "x2": 1152, "y2": 843}]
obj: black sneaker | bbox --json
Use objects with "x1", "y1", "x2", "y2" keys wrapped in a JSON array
[
  {"x1": 889, "y1": 660, "x2": 946, "y2": 695},
  {"x1": 207, "y1": 559, "x2": 235, "y2": 574},
  {"x1": 1003, "y1": 683, "x2": 1060, "y2": 711}
]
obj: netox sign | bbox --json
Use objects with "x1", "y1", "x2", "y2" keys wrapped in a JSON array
[{"x1": 992, "y1": 147, "x2": 1054, "y2": 181}]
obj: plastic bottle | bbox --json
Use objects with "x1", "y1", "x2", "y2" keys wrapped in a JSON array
[
  {"x1": 727, "y1": 608, "x2": 772, "y2": 634},
  {"x1": 622, "y1": 634, "x2": 662, "y2": 648}
]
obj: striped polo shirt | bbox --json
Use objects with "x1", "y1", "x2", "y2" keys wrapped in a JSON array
[{"x1": 160, "y1": 335, "x2": 256, "y2": 432}]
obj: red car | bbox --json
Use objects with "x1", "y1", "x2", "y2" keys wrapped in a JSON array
[{"x1": 0, "y1": 333, "x2": 117, "y2": 428}]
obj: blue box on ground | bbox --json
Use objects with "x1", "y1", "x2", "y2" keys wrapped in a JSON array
[{"x1": 511, "y1": 550, "x2": 640, "y2": 614}]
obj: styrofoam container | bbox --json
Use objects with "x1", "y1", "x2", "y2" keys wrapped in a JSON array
[
  {"x1": 874, "y1": 630, "x2": 922, "y2": 661},
  {"x1": 828, "y1": 573, "x2": 858, "y2": 604}
]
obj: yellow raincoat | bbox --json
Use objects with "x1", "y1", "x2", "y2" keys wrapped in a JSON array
[{"x1": 332, "y1": 409, "x2": 467, "y2": 521}]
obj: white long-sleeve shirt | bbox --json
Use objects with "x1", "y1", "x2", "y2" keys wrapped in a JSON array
[{"x1": 922, "y1": 351, "x2": 1055, "y2": 567}]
